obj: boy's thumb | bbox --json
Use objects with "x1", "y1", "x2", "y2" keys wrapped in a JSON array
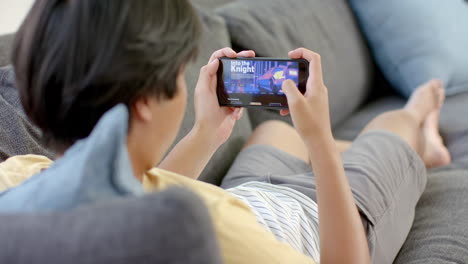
[{"x1": 282, "y1": 80, "x2": 301, "y2": 102}]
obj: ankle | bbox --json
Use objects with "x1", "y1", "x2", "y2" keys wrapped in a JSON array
[{"x1": 402, "y1": 108, "x2": 425, "y2": 126}]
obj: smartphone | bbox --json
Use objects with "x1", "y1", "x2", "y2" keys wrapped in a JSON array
[{"x1": 217, "y1": 57, "x2": 309, "y2": 109}]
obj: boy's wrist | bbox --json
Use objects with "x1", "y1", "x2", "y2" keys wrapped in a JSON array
[
  {"x1": 300, "y1": 126, "x2": 334, "y2": 146},
  {"x1": 302, "y1": 130, "x2": 336, "y2": 154},
  {"x1": 189, "y1": 123, "x2": 222, "y2": 151}
]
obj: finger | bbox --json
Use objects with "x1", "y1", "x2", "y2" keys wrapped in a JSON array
[
  {"x1": 288, "y1": 48, "x2": 323, "y2": 84},
  {"x1": 197, "y1": 59, "x2": 220, "y2": 92},
  {"x1": 280, "y1": 109, "x2": 290, "y2": 116},
  {"x1": 232, "y1": 107, "x2": 244, "y2": 120},
  {"x1": 209, "y1": 47, "x2": 237, "y2": 63},
  {"x1": 282, "y1": 79, "x2": 303, "y2": 105},
  {"x1": 220, "y1": 106, "x2": 233, "y2": 117},
  {"x1": 204, "y1": 59, "x2": 220, "y2": 77},
  {"x1": 237, "y1": 50, "x2": 256, "y2": 58}
]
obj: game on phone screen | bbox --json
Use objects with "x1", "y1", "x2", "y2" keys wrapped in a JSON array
[{"x1": 217, "y1": 58, "x2": 308, "y2": 109}]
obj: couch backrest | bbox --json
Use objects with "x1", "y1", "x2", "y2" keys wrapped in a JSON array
[
  {"x1": 0, "y1": 34, "x2": 14, "y2": 67},
  {"x1": 216, "y1": 0, "x2": 374, "y2": 128}
]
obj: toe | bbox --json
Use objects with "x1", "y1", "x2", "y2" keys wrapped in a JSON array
[
  {"x1": 428, "y1": 79, "x2": 444, "y2": 109},
  {"x1": 438, "y1": 86, "x2": 446, "y2": 108}
]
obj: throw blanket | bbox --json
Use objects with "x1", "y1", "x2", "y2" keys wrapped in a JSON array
[{"x1": 0, "y1": 104, "x2": 143, "y2": 212}]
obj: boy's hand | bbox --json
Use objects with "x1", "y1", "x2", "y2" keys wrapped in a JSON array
[
  {"x1": 193, "y1": 48, "x2": 255, "y2": 147},
  {"x1": 280, "y1": 48, "x2": 333, "y2": 144}
]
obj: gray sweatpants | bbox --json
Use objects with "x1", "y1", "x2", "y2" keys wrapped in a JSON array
[{"x1": 221, "y1": 131, "x2": 427, "y2": 264}]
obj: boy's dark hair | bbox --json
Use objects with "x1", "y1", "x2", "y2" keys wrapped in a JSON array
[{"x1": 12, "y1": 0, "x2": 202, "y2": 152}]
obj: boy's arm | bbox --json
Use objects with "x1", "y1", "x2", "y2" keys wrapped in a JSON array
[
  {"x1": 158, "y1": 48, "x2": 255, "y2": 180},
  {"x1": 158, "y1": 124, "x2": 222, "y2": 180},
  {"x1": 281, "y1": 48, "x2": 370, "y2": 264}
]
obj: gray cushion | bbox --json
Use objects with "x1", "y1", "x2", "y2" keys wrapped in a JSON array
[
  {"x1": 217, "y1": 0, "x2": 374, "y2": 128},
  {"x1": 0, "y1": 187, "x2": 222, "y2": 264},
  {"x1": 439, "y1": 92, "x2": 468, "y2": 167},
  {"x1": 0, "y1": 34, "x2": 14, "y2": 67},
  {"x1": 334, "y1": 96, "x2": 405, "y2": 141},
  {"x1": 192, "y1": 0, "x2": 234, "y2": 10},
  {"x1": 177, "y1": 11, "x2": 252, "y2": 185},
  {"x1": 0, "y1": 66, "x2": 56, "y2": 161},
  {"x1": 394, "y1": 169, "x2": 468, "y2": 264}
]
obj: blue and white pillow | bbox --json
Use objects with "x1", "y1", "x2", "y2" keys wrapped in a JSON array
[{"x1": 349, "y1": 0, "x2": 468, "y2": 97}]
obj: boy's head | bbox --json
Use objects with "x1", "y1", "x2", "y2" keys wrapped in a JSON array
[{"x1": 12, "y1": 0, "x2": 201, "y2": 169}]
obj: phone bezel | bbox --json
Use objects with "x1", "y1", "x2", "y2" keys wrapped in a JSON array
[{"x1": 216, "y1": 57, "x2": 309, "y2": 109}]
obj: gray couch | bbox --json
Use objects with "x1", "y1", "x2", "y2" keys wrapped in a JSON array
[
  {"x1": 0, "y1": 186, "x2": 222, "y2": 264},
  {"x1": 1, "y1": 0, "x2": 467, "y2": 263}
]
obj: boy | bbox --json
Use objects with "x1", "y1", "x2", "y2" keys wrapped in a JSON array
[{"x1": 0, "y1": 0, "x2": 451, "y2": 263}]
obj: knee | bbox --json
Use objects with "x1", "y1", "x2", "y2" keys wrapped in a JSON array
[
  {"x1": 245, "y1": 120, "x2": 298, "y2": 149},
  {"x1": 254, "y1": 120, "x2": 294, "y2": 134}
]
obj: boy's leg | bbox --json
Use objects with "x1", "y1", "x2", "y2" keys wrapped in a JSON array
[
  {"x1": 342, "y1": 80, "x2": 451, "y2": 262},
  {"x1": 243, "y1": 120, "x2": 352, "y2": 163},
  {"x1": 241, "y1": 78, "x2": 451, "y2": 169},
  {"x1": 222, "y1": 80, "x2": 451, "y2": 263},
  {"x1": 243, "y1": 120, "x2": 310, "y2": 163},
  {"x1": 221, "y1": 120, "x2": 351, "y2": 190},
  {"x1": 223, "y1": 79, "x2": 448, "y2": 191}
]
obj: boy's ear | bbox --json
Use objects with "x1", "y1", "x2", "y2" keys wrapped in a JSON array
[{"x1": 131, "y1": 97, "x2": 153, "y2": 123}]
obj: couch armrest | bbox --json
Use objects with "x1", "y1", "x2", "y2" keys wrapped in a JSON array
[{"x1": 0, "y1": 187, "x2": 222, "y2": 264}]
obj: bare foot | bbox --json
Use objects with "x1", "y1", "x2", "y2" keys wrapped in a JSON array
[
  {"x1": 423, "y1": 110, "x2": 452, "y2": 168},
  {"x1": 405, "y1": 79, "x2": 451, "y2": 168},
  {"x1": 405, "y1": 79, "x2": 445, "y2": 123}
]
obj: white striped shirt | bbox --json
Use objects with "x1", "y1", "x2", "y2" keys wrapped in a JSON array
[{"x1": 227, "y1": 181, "x2": 320, "y2": 262}]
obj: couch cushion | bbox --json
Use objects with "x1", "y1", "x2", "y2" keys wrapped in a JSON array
[
  {"x1": 217, "y1": 0, "x2": 373, "y2": 128},
  {"x1": 440, "y1": 92, "x2": 468, "y2": 167},
  {"x1": 0, "y1": 34, "x2": 14, "y2": 67},
  {"x1": 348, "y1": 0, "x2": 468, "y2": 98},
  {"x1": 192, "y1": 0, "x2": 234, "y2": 10},
  {"x1": 178, "y1": 11, "x2": 251, "y2": 185},
  {"x1": 0, "y1": 187, "x2": 222, "y2": 264},
  {"x1": 394, "y1": 169, "x2": 468, "y2": 264},
  {"x1": 0, "y1": 66, "x2": 56, "y2": 161},
  {"x1": 334, "y1": 96, "x2": 405, "y2": 141}
]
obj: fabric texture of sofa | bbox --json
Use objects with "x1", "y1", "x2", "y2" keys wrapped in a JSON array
[
  {"x1": 0, "y1": 187, "x2": 222, "y2": 264},
  {"x1": 0, "y1": 66, "x2": 56, "y2": 161},
  {"x1": 0, "y1": 0, "x2": 467, "y2": 263}
]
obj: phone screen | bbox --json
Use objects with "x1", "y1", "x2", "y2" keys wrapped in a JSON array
[{"x1": 217, "y1": 58, "x2": 309, "y2": 109}]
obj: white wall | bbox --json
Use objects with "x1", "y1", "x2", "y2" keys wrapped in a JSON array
[{"x1": 0, "y1": 0, "x2": 34, "y2": 35}]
